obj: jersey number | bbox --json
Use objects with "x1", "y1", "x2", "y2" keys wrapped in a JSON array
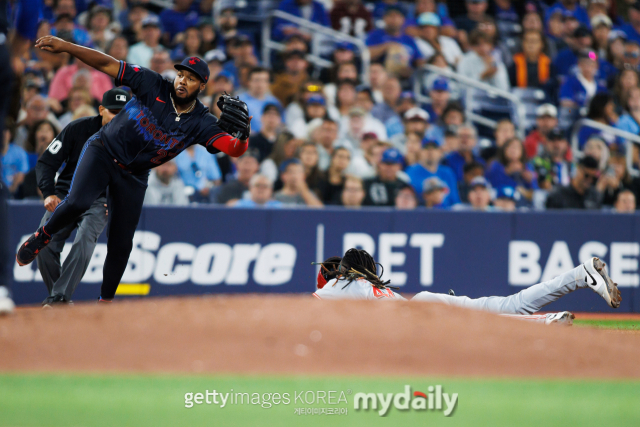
[
  {"x1": 372, "y1": 287, "x2": 395, "y2": 299},
  {"x1": 47, "y1": 139, "x2": 62, "y2": 154}
]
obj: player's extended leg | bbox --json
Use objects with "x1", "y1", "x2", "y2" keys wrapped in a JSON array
[
  {"x1": 36, "y1": 210, "x2": 77, "y2": 295},
  {"x1": 99, "y1": 172, "x2": 148, "y2": 300},
  {"x1": 17, "y1": 139, "x2": 112, "y2": 266},
  {"x1": 52, "y1": 197, "x2": 109, "y2": 301},
  {"x1": 413, "y1": 258, "x2": 621, "y2": 314}
]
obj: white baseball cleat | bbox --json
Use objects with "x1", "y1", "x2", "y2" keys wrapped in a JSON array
[
  {"x1": 0, "y1": 286, "x2": 15, "y2": 315},
  {"x1": 583, "y1": 257, "x2": 622, "y2": 309},
  {"x1": 545, "y1": 311, "x2": 575, "y2": 326}
]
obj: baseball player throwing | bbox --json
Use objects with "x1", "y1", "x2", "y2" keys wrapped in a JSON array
[
  {"x1": 313, "y1": 249, "x2": 622, "y2": 324},
  {"x1": 17, "y1": 36, "x2": 251, "y2": 301}
]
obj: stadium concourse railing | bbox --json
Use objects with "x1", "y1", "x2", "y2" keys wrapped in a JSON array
[
  {"x1": 261, "y1": 10, "x2": 371, "y2": 84},
  {"x1": 414, "y1": 64, "x2": 527, "y2": 139},
  {"x1": 570, "y1": 119, "x2": 640, "y2": 177}
]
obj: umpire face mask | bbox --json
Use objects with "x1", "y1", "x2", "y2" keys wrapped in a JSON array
[{"x1": 172, "y1": 71, "x2": 204, "y2": 106}]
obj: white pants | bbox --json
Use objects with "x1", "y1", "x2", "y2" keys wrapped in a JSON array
[{"x1": 412, "y1": 265, "x2": 588, "y2": 315}]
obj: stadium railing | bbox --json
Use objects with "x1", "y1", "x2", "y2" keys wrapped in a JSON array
[
  {"x1": 261, "y1": 10, "x2": 371, "y2": 84},
  {"x1": 570, "y1": 118, "x2": 640, "y2": 177}
]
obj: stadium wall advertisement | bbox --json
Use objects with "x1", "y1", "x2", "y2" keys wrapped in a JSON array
[{"x1": 8, "y1": 202, "x2": 640, "y2": 312}]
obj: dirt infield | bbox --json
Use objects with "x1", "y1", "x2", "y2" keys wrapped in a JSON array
[{"x1": 1, "y1": 295, "x2": 639, "y2": 379}]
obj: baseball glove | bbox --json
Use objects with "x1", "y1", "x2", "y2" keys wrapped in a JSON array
[{"x1": 217, "y1": 93, "x2": 251, "y2": 140}]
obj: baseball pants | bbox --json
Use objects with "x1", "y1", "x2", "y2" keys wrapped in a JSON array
[
  {"x1": 37, "y1": 197, "x2": 108, "y2": 299},
  {"x1": 412, "y1": 265, "x2": 588, "y2": 315},
  {"x1": 44, "y1": 137, "x2": 148, "y2": 300}
]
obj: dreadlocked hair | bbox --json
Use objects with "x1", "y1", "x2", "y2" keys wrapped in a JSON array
[
  {"x1": 338, "y1": 248, "x2": 395, "y2": 290},
  {"x1": 319, "y1": 256, "x2": 343, "y2": 282}
]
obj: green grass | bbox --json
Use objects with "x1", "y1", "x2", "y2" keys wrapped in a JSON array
[
  {"x1": 0, "y1": 374, "x2": 638, "y2": 427},
  {"x1": 574, "y1": 319, "x2": 640, "y2": 330}
]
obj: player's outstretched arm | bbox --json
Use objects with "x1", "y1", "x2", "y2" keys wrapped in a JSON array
[{"x1": 35, "y1": 36, "x2": 120, "y2": 79}]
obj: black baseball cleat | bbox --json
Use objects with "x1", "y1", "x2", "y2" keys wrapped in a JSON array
[
  {"x1": 16, "y1": 227, "x2": 52, "y2": 266},
  {"x1": 448, "y1": 289, "x2": 456, "y2": 296},
  {"x1": 42, "y1": 295, "x2": 73, "y2": 308}
]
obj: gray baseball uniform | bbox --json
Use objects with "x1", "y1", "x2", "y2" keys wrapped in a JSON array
[{"x1": 412, "y1": 265, "x2": 588, "y2": 314}]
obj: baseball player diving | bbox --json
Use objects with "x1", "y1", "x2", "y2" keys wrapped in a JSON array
[
  {"x1": 17, "y1": 36, "x2": 251, "y2": 302},
  {"x1": 36, "y1": 88, "x2": 130, "y2": 306},
  {"x1": 313, "y1": 249, "x2": 622, "y2": 325}
]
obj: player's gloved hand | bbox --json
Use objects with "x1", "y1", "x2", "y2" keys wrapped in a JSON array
[{"x1": 217, "y1": 93, "x2": 251, "y2": 141}]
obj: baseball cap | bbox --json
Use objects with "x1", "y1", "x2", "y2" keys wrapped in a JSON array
[
  {"x1": 399, "y1": 91, "x2": 415, "y2": 101},
  {"x1": 547, "y1": 127, "x2": 566, "y2": 141},
  {"x1": 609, "y1": 29, "x2": 627, "y2": 42},
  {"x1": 335, "y1": 41, "x2": 356, "y2": 51},
  {"x1": 422, "y1": 138, "x2": 441, "y2": 148},
  {"x1": 348, "y1": 107, "x2": 366, "y2": 117},
  {"x1": 591, "y1": 14, "x2": 612, "y2": 28},
  {"x1": 384, "y1": 5, "x2": 404, "y2": 15},
  {"x1": 307, "y1": 95, "x2": 326, "y2": 106},
  {"x1": 141, "y1": 15, "x2": 161, "y2": 28},
  {"x1": 214, "y1": 70, "x2": 235, "y2": 85},
  {"x1": 101, "y1": 88, "x2": 130, "y2": 109},
  {"x1": 470, "y1": 176, "x2": 490, "y2": 189},
  {"x1": 381, "y1": 148, "x2": 404, "y2": 165},
  {"x1": 496, "y1": 186, "x2": 516, "y2": 200},
  {"x1": 362, "y1": 132, "x2": 378, "y2": 140},
  {"x1": 262, "y1": 102, "x2": 281, "y2": 115},
  {"x1": 279, "y1": 158, "x2": 302, "y2": 174},
  {"x1": 175, "y1": 56, "x2": 210, "y2": 83},
  {"x1": 536, "y1": 103, "x2": 558, "y2": 118},
  {"x1": 423, "y1": 177, "x2": 448, "y2": 194},
  {"x1": 577, "y1": 48, "x2": 598, "y2": 61},
  {"x1": 573, "y1": 25, "x2": 591, "y2": 38},
  {"x1": 579, "y1": 155, "x2": 600, "y2": 169},
  {"x1": 430, "y1": 77, "x2": 450, "y2": 92},
  {"x1": 204, "y1": 49, "x2": 226, "y2": 63},
  {"x1": 404, "y1": 107, "x2": 430, "y2": 122},
  {"x1": 417, "y1": 12, "x2": 441, "y2": 27}
]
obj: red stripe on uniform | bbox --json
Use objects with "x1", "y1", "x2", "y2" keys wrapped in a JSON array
[{"x1": 118, "y1": 61, "x2": 126, "y2": 85}]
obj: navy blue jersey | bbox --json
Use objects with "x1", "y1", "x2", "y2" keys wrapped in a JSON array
[{"x1": 100, "y1": 61, "x2": 237, "y2": 172}]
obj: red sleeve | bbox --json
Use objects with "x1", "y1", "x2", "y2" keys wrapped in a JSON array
[{"x1": 206, "y1": 134, "x2": 249, "y2": 157}]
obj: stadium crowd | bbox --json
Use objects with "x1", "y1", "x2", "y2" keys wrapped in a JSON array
[{"x1": 3, "y1": 0, "x2": 640, "y2": 213}]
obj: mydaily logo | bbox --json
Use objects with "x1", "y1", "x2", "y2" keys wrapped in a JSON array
[{"x1": 353, "y1": 385, "x2": 458, "y2": 417}]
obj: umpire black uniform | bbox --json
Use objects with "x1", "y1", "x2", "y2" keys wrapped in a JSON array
[{"x1": 36, "y1": 89, "x2": 130, "y2": 304}]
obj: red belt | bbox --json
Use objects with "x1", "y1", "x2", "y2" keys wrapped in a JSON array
[{"x1": 100, "y1": 140, "x2": 131, "y2": 173}]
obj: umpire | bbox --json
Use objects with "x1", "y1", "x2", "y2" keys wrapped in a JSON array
[{"x1": 36, "y1": 88, "x2": 130, "y2": 306}]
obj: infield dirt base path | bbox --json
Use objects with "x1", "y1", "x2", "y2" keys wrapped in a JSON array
[{"x1": 0, "y1": 295, "x2": 638, "y2": 379}]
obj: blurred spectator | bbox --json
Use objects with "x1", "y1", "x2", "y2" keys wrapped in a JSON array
[
  {"x1": 216, "y1": 152, "x2": 261, "y2": 205},
  {"x1": 455, "y1": 0, "x2": 489, "y2": 34},
  {"x1": 239, "y1": 67, "x2": 282, "y2": 134},
  {"x1": 616, "y1": 86, "x2": 640, "y2": 135},
  {"x1": 106, "y1": 36, "x2": 129, "y2": 61},
  {"x1": 149, "y1": 50, "x2": 173, "y2": 77},
  {"x1": 58, "y1": 87, "x2": 92, "y2": 128},
  {"x1": 458, "y1": 161, "x2": 486, "y2": 203},
  {"x1": 71, "y1": 105, "x2": 98, "y2": 121},
  {"x1": 319, "y1": 147, "x2": 351, "y2": 204},
  {"x1": 127, "y1": 15, "x2": 163, "y2": 68},
  {"x1": 545, "y1": 0, "x2": 590, "y2": 28},
  {"x1": 341, "y1": 175, "x2": 366, "y2": 208},
  {"x1": 620, "y1": 1, "x2": 640, "y2": 45},
  {"x1": 366, "y1": 6, "x2": 425, "y2": 77},
  {"x1": 315, "y1": 118, "x2": 341, "y2": 170},
  {"x1": 25, "y1": 120, "x2": 57, "y2": 157},
  {"x1": 422, "y1": 176, "x2": 449, "y2": 209},
  {"x1": 121, "y1": 3, "x2": 149, "y2": 47},
  {"x1": 404, "y1": 132, "x2": 423, "y2": 167},
  {"x1": 144, "y1": 161, "x2": 189, "y2": 206},
  {"x1": 159, "y1": 0, "x2": 199, "y2": 45},
  {"x1": 508, "y1": 30, "x2": 555, "y2": 91},
  {"x1": 493, "y1": 186, "x2": 517, "y2": 212},
  {"x1": 368, "y1": 62, "x2": 388, "y2": 104},
  {"x1": 553, "y1": 25, "x2": 593, "y2": 78},
  {"x1": 362, "y1": 148, "x2": 406, "y2": 206},
  {"x1": 524, "y1": 104, "x2": 559, "y2": 159},
  {"x1": 370, "y1": 76, "x2": 402, "y2": 131},
  {"x1": 613, "y1": 189, "x2": 636, "y2": 213},
  {"x1": 261, "y1": 132, "x2": 302, "y2": 182},
  {"x1": 443, "y1": 124, "x2": 486, "y2": 182},
  {"x1": 51, "y1": 13, "x2": 92, "y2": 48},
  {"x1": 429, "y1": 102, "x2": 466, "y2": 146},
  {"x1": 458, "y1": 30, "x2": 510, "y2": 92},
  {"x1": 252, "y1": 103, "x2": 283, "y2": 162},
  {"x1": 298, "y1": 142, "x2": 323, "y2": 195},
  {"x1": 351, "y1": 86, "x2": 387, "y2": 139},
  {"x1": 600, "y1": 153, "x2": 640, "y2": 207},
  {"x1": 530, "y1": 128, "x2": 572, "y2": 191},
  {"x1": 273, "y1": 0, "x2": 330, "y2": 42},
  {"x1": 215, "y1": 7, "x2": 240, "y2": 45},
  {"x1": 559, "y1": 49, "x2": 607, "y2": 109},
  {"x1": 394, "y1": 184, "x2": 418, "y2": 209},
  {"x1": 234, "y1": 174, "x2": 283, "y2": 208},
  {"x1": 223, "y1": 35, "x2": 258, "y2": 86},
  {"x1": 324, "y1": 62, "x2": 359, "y2": 109},
  {"x1": 390, "y1": 107, "x2": 430, "y2": 151},
  {"x1": 18, "y1": 123, "x2": 51, "y2": 199},
  {"x1": 49, "y1": 60, "x2": 114, "y2": 105},
  {"x1": 175, "y1": 145, "x2": 222, "y2": 203},
  {"x1": 271, "y1": 50, "x2": 310, "y2": 107},
  {"x1": 406, "y1": 138, "x2": 459, "y2": 207},
  {"x1": 86, "y1": 5, "x2": 116, "y2": 52},
  {"x1": 274, "y1": 159, "x2": 323, "y2": 207},
  {"x1": 481, "y1": 118, "x2": 516, "y2": 162},
  {"x1": 577, "y1": 93, "x2": 618, "y2": 148},
  {"x1": 347, "y1": 136, "x2": 388, "y2": 179},
  {"x1": 201, "y1": 50, "x2": 227, "y2": 103},
  {"x1": 424, "y1": 78, "x2": 451, "y2": 125},
  {"x1": 198, "y1": 18, "x2": 217, "y2": 53},
  {"x1": 546, "y1": 10, "x2": 568, "y2": 55},
  {"x1": 286, "y1": 81, "x2": 326, "y2": 127},
  {"x1": 583, "y1": 136, "x2": 610, "y2": 171},
  {"x1": 456, "y1": 176, "x2": 494, "y2": 211},
  {"x1": 1, "y1": 127, "x2": 29, "y2": 196},
  {"x1": 414, "y1": 13, "x2": 463, "y2": 67},
  {"x1": 613, "y1": 69, "x2": 639, "y2": 113},
  {"x1": 546, "y1": 155, "x2": 603, "y2": 209},
  {"x1": 171, "y1": 26, "x2": 203, "y2": 62},
  {"x1": 330, "y1": 0, "x2": 373, "y2": 38},
  {"x1": 622, "y1": 40, "x2": 640, "y2": 71},
  {"x1": 441, "y1": 125, "x2": 461, "y2": 155},
  {"x1": 591, "y1": 14, "x2": 612, "y2": 60},
  {"x1": 485, "y1": 138, "x2": 537, "y2": 205},
  {"x1": 15, "y1": 96, "x2": 60, "y2": 150}
]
